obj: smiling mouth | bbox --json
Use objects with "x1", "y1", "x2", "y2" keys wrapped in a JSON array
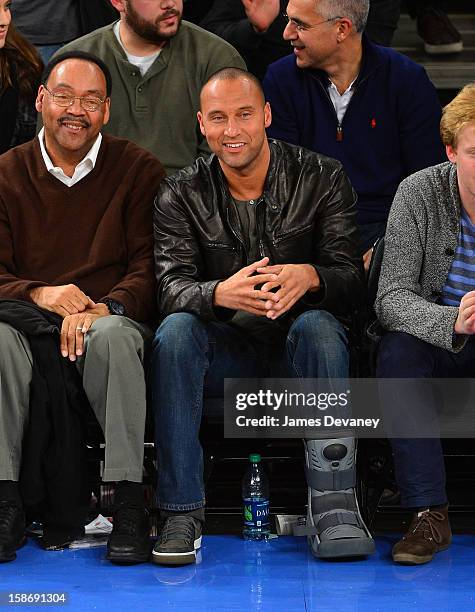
[
  {"x1": 59, "y1": 118, "x2": 89, "y2": 131},
  {"x1": 223, "y1": 143, "x2": 245, "y2": 149}
]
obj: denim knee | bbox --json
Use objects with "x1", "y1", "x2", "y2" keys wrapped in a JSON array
[
  {"x1": 153, "y1": 312, "x2": 207, "y2": 358},
  {"x1": 288, "y1": 310, "x2": 346, "y2": 345}
]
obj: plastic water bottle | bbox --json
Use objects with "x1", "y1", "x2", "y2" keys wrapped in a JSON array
[{"x1": 242, "y1": 454, "x2": 270, "y2": 540}]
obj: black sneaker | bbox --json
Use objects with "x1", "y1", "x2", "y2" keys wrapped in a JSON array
[
  {"x1": 152, "y1": 515, "x2": 202, "y2": 565},
  {"x1": 0, "y1": 502, "x2": 26, "y2": 563},
  {"x1": 106, "y1": 504, "x2": 151, "y2": 564},
  {"x1": 417, "y1": 8, "x2": 463, "y2": 55}
]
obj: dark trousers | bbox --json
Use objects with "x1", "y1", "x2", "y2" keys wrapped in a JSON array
[{"x1": 376, "y1": 331, "x2": 475, "y2": 508}]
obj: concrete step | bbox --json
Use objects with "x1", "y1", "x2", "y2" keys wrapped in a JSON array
[{"x1": 393, "y1": 13, "x2": 475, "y2": 89}]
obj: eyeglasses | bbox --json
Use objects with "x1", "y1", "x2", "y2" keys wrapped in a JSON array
[
  {"x1": 283, "y1": 13, "x2": 341, "y2": 32},
  {"x1": 43, "y1": 85, "x2": 106, "y2": 112}
]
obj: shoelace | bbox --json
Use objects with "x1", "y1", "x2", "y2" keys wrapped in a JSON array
[
  {"x1": 160, "y1": 516, "x2": 196, "y2": 544},
  {"x1": 407, "y1": 509, "x2": 445, "y2": 545},
  {"x1": 0, "y1": 502, "x2": 20, "y2": 543}
]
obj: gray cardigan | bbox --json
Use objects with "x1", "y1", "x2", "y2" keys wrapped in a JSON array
[{"x1": 375, "y1": 161, "x2": 467, "y2": 352}]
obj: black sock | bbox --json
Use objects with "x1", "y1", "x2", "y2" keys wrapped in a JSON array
[
  {"x1": 113, "y1": 481, "x2": 144, "y2": 506},
  {"x1": 0, "y1": 480, "x2": 22, "y2": 505}
]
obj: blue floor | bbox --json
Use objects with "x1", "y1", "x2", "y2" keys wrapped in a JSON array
[{"x1": 2, "y1": 535, "x2": 475, "y2": 611}]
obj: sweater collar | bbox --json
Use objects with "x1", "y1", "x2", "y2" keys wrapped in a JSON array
[{"x1": 308, "y1": 34, "x2": 383, "y2": 87}]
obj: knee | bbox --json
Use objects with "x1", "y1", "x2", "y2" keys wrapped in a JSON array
[
  {"x1": 377, "y1": 332, "x2": 434, "y2": 377},
  {"x1": 0, "y1": 323, "x2": 29, "y2": 364},
  {"x1": 86, "y1": 316, "x2": 143, "y2": 351},
  {"x1": 288, "y1": 310, "x2": 347, "y2": 347},
  {"x1": 152, "y1": 313, "x2": 207, "y2": 357}
]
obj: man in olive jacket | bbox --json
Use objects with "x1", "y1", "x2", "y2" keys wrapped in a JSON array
[{"x1": 151, "y1": 68, "x2": 373, "y2": 566}]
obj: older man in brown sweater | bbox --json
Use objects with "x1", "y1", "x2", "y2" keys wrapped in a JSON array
[{"x1": 0, "y1": 51, "x2": 165, "y2": 564}]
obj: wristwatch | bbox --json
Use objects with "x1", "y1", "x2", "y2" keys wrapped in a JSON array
[{"x1": 99, "y1": 298, "x2": 126, "y2": 316}]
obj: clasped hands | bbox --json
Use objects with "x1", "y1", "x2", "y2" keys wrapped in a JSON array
[
  {"x1": 213, "y1": 256, "x2": 320, "y2": 319},
  {"x1": 29, "y1": 284, "x2": 110, "y2": 361}
]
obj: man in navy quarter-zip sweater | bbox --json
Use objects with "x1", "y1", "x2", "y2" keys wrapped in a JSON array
[{"x1": 263, "y1": 0, "x2": 445, "y2": 265}]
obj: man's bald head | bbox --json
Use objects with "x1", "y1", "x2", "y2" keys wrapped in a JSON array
[{"x1": 200, "y1": 67, "x2": 265, "y2": 109}]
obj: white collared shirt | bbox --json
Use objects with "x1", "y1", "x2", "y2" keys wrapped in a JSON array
[
  {"x1": 38, "y1": 127, "x2": 102, "y2": 187},
  {"x1": 328, "y1": 78, "x2": 357, "y2": 124}
]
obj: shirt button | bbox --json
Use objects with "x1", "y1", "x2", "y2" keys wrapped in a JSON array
[
  {"x1": 271, "y1": 205, "x2": 278, "y2": 211},
  {"x1": 131, "y1": 71, "x2": 137, "y2": 77},
  {"x1": 138, "y1": 86, "x2": 143, "y2": 92},
  {"x1": 249, "y1": 199, "x2": 255, "y2": 205}
]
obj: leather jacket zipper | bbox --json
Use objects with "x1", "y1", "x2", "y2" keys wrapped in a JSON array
[
  {"x1": 226, "y1": 202, "x2": 247, "y2": 262},
  {"x1": 255, "y1": 197, "x2": 266, "y2": 258}
]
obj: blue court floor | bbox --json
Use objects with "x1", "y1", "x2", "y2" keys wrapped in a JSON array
[{"x1": 2, "y1": 535, "x2": 475, "y2": 611}]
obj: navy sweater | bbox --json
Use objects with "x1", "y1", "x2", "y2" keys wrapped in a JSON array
[{"x1": 263, "y1": 37, "x2": 445, "y2": 225}]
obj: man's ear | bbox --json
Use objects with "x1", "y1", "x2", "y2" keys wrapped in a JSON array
[
  {"x1": 109, "y1": 0, "x2": 126, "y2": 14},
  {"x1": 35, "y1": 84, "x2": 45, "y2": 113},
  {"x1": 103, "y1": 97, "x2": 111, "y2": 126},
  {"x1": 336, "y1": 17, "x2": 352, "y2": 42},
  {"x1": 264, "y1": 102, "x2": 272, "y2": 129},
  {"x1": 197, "y1": 111, "x2": 206, "y2": 137},
  {"x1": 446, "y1": 144, "x2": 457, "y2": 164}
]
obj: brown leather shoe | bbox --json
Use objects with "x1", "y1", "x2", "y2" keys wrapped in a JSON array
[{"x1": 392, "y1": 506, "x2": 451, "y2": 565}]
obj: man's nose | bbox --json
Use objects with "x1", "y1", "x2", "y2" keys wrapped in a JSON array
[
  {"x1": 224, "y1": 118, "x2": 240, "y2": 137},
  {"x1": 68, "y1": 97, "x2": 86, "y2": 115},
  {"x1": 283, "y1": 21, "x2": 297, "y2": 41}
]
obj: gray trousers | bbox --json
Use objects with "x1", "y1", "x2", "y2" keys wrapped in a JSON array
[{"x1": 0, "y1": 316, "x2": 151, "y2": 483}]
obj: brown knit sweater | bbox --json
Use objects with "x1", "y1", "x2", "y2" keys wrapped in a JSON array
[{"x1": 0, "y1": 134, "x2": 165, "y2": 322}]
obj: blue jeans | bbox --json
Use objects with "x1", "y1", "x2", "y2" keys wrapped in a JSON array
[
  {"x1": 151, "y1": 310, "x2": 349, "y2": 511},
  {"x1": 377, "y1": 331, "x2": 475, "y2": 508}
]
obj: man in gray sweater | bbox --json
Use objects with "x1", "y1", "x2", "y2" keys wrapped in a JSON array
[
  {"x1": 58, "y1": 0, "x2": 245, "y2": 175},
  {"x1": 375, "y1": 83, "x2": 475, "y2": 565}
]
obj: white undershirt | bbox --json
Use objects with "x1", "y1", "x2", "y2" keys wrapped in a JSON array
[
  {"x1": 328, "y1": 78, "x2": 357, "y2": 124},
  {"x1": 113, "y1": 21, "x2": 161, "y2": 76},
  {"x1": 38, "y1": 127, "x2": 102, "y2": 187}
]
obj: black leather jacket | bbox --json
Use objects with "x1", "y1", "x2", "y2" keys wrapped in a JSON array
[{"x1": 154, "y1": 139, "x2": 364, "y2": 325}]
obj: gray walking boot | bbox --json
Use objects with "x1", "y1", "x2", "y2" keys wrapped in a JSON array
[{"x1": 295, "y1": 437, "x2": 375, "y2": 559}]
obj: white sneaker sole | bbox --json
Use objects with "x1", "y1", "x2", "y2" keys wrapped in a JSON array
[{"x1": 152, "y1": 536, "x2": 202, "y2": 566}]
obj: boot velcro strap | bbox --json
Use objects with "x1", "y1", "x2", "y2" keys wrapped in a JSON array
[
  {"x1": 305, "y1": 466, "x2": 356, "y2": 491},
  {"x1": 311, "y1": 492, "x2": 356, "y2": 515},
  {"x1": 317, "y1": 511, "x2": 360, "y2": 534}
]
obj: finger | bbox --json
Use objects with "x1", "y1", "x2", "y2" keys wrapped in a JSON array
[
  {"x1": 461, "y1": 296, "x2": 475, "y2": 310},
  {"x1": 256, "y1": 265, "x2": 284, "y2": 274},
  {"x1": 243, "y1": 256, "x2": 270, "y2": 276},
  {"x1": 54, "y1": 305, "x2": 71, "y2": 319},
  {"x1": 260, "y1": 280, "x2": 281, "y2": 293},
  {"x1": 462, "y1": 304, "x2": 475, "y2": 320},
  {"x1": 86, "y1": 297, "x2": 97, "y2": 309},
  {"x1": 252, "y1": 289, "x2": 279, "y2": 302},
  {"x1": 246, "y1": 273, "x2": 278, "y2": 286},
  {"x1": 81, "y1": 314, "x2": 95, "y2": 334},
  {"x1": 267, "y1": 295, "x2": 298, "y2": 319},
  {"x1": 266, "y1": 287, "x2": 299, "y2": 312},
  {"x1": 244, "y1": 298, "x2": 269, "y2": 312},
  {"x1": 60, "y1": 319, "x2": 69, "y2": 357},
  {"x1": 240, "y1": 305, "x2": 269, "y2": 317},
  {"x1": 66, "y1": 319, "x2": 78, "y2": 361},
  {"x1": 63, "y1": 299, "x2": 80, "y2": 315},
  {"x1": 75, "y1": 319, "x2": 86, "y2": 355},
  {"x1": 69, "y1": 295, "x2": 88, "y2": 313}
]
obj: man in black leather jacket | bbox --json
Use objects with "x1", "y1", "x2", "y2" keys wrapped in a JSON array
[{"x1": 150, "y1": 67, "x2": 373, "y2": 565}]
